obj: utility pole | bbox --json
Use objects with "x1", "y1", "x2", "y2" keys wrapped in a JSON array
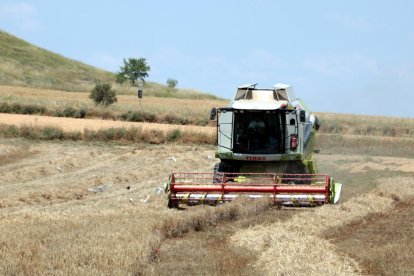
[{"x1": 137, "y1": 79, "x2": 143, "y2": 109}]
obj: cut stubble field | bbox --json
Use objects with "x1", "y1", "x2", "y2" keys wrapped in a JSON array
[
  {"x1": 1, "y1": 85, "x2": 414, "y2": 274},
  {"x1": 1, "y1": 135, "x2": 414, "y2": 275}
]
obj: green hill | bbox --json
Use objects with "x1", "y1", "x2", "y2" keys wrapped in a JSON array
[
  {"x1": 0, "y1": 30, "x2": 219, "y2": 99},
  {"x1": 0, "y1": 30, "x2": 113, "y2": 92}
]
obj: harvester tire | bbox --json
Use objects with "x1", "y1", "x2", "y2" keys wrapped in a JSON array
[
  {"x1": 213, "y1": 162, "x2": 236, "y2": 183},
  {"x1": 280, "y1": 162, "x2": 311, "y2": 184},
  {"x1": 213, "y1": 163, "x2": 224, "y2": 183},
  {"x1": 280, "y1": 174, "x2": 311, "y2": 185},
  {"x1": 167, "y1": 196, "x2": 179, "y2": 208}
]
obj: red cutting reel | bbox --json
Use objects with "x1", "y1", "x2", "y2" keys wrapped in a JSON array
[{"x1": 166, "y1": 172, "x2": 340, "y2": 208}]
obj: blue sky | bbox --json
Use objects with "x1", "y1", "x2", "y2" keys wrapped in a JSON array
[{"x1": 1, "y1": 1, "x2": 414, "y2": 117}]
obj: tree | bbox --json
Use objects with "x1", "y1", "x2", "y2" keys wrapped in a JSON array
[
  {"x1": 116, "y1": 58, "x2": 150, "y2": 86},
  {"x1": 166, "y1": 78, "x2": 178, "y2": 89},
  {"x1": 89, "y1": 82, "x2": 117, "y2": 106}
]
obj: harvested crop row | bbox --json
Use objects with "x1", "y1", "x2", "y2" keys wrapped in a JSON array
[
  {"x1": 230, "y1": 177, "x2": 414, "y2": 275},
  {"x1": 0, "y1": 113, "x2": 215, "y2": 133}
]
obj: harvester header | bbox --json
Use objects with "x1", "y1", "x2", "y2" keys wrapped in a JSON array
[{"x1": 167, "y1": 172, "x2": 342, "y2": 208}]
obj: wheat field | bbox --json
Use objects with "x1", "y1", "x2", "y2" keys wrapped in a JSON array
[
  {"x1": 0, "y1": 85, "x2": 227, "y2": 121},
  {"x1": 1, "y1": 133, "x2": 414, "y2": 275},
  {"x1": 1, "y1": 85, "x2": 414, "y2": 275},
  {"x1": 0, "y1": 113, "x2": 215, "y2": 134}
]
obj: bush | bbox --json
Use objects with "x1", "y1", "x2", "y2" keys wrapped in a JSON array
[
  {"x1": 41, "y1": 127, "x2": 64, "y2": 140},
  {"x1": 196, "y1": 118, "x2": 209, "y2": 126},
  {"x1": 382, "y1": 127, "x2": 396, "y2": 137},
  {"x1": 0, "y1": 125, "x2": 20, "y2": 137},
  {"x1": 63, "y1": 107, "x2": 77, "y2": 117},
  {"x1": 167, "y1": 129, "x2": 182, "y2": 142},
  {"x1": 160, "y1": 114, "x2": 190, "y2": 125},
  {"x1": 65, "y1": 131, "x2": 82, "y2": 140},
  {"x1": 100, "y1": 128, "x2": 127, "y2": 141},
  {"x1": 120, "y1": 111, "x2": 142, "y2": 122},
  {"x1": 11, "y1": 103, "x2": 22, "y2": 113},
  {"x1": 143, "y1": 112, "x2": 157, "y2": 122},
  {"x1": 124, "y1": 127, "x2": 142, "y2": 142},
  {"x1": 22, "y1": 104, "x2": 46, "y2": 115},
  {"x1": 54, "y1": 107, "x2": 85, "y2": 118},
  {"x1": 142, "y1": 129, "x2": 165, "y2": 144},
  {"x1": 120, "y1": 111, "x2": 157, "y2": 123},
  {"x1": 0, "y1": 102, "x2": 46, "y2": 115},
  {"x1": 19, "y1": 126, "x2": 39, "y2": 139},
  {"x1": 0, "y1": 103, "x2": 12, "y2": 113},
  {"x1": 83, "y1": 128, "x2": 127, "y2": 141},
  {"x1": 54, "y1": 109, "x2": 64, "y2": 117},
  {"x1": 89, "y1": 82, "x2": 117, "y2": 106},
  {"x1": 74, "y1": 108, "x2": 86, "y2": 119},
  {"x1": 101, "y1": 111, "x2": 116, "y2": 120},
  {"x1": 166, "y1": 78, "x2": 178, "y2": 89},
  {"x1": 175, "y1": 117, "x2": 190, "y2": 125},
  {"x1": 161, "y1": 114, "x2": 177, "y2": 124}
]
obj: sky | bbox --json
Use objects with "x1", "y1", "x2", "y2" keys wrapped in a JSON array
[{"x1": 1, "y1": 0, "x2": 414, "y2": 117}]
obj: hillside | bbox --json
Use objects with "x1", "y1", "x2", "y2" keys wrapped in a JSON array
[
  {"x1": 0, "y1": 31, "x2": 113, "y2": 92},
  {"x1": 0, "y1": 31, "x2": 219, "y2": 99}
]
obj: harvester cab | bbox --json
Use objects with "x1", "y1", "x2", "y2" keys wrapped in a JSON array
[{"x1": 166, "y1": 83, "x2": 342, "y2": 208}]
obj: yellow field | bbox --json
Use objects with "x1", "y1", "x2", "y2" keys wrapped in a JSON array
[
  {"x1": 3, "y1": 85, "x2": 414, "y2": 140},
  {"x1": 0, "y1": 113, "x2": 215, "y2": 134},
  {"x1": 1, "y1": 85, "x2": 414, "y2": 275},
  {"x1": 1, "y1": 137, "x2": 413, "y2": 275},
  {"x1": 0, "y1": 85, "x2": 228, "y2": 121}
]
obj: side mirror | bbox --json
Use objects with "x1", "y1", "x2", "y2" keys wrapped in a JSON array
[
  {"x1": 210, "y1": 107, "x2": 217, "y2": 121},
  {"x1": 300, "y1": 110, "x2": 306, "y2": 122}
]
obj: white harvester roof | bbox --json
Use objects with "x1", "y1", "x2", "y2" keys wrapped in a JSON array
[{"x1": 230, "y1": 83, "x2": 297, "y2": 110}]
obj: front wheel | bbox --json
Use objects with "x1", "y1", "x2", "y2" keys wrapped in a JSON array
[
  {"x1": 213, "y1": 163, "x2": 224, "y2": 183},
  {"x1": 212, "y1": 162, "x2": 238, "y2": 183},
  {"x1": 280, "y1": 161, "x2": 311, "y2": 184},
  {"x1": 167, "y1": 196, "x2": 178, "y2": 208}
]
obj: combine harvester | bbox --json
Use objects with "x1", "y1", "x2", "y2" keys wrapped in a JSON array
[{"x1": 166, "y1": 83, "x2": 342, "y2": 208}]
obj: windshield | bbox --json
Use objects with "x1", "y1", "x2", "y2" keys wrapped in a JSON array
[{"x1": 233, "y1": 110, "x2": 284, "y2": 154}]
